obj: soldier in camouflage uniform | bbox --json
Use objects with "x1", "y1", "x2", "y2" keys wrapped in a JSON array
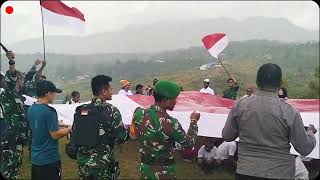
[
  {"x1": 0, "y1": 52, "x2": 29, "y2": 180},
  {"x1": 75, "y1": 75, "x2": 129, "y2": 180},
  {"x1": 0, "y1": 71, "x2": 5, "y2": 146},
  {"x1": 130, "y1": 80, "x2": 200, "y2": 179},
  {"x1": 222, "y1": 77, "x2": 239, "y2": 100},
  {"x1": 22, "y1": 59, "x2": 46, "y2": 158},
  {"x1": 23, "y1": 60, "x2": 46, "y2": 98}
]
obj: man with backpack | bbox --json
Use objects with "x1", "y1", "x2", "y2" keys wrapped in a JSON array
[{"x1": 71, "y1": 75, "x2": 129, "y2": 180}]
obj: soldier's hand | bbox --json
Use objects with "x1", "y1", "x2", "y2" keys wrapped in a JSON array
[
  {"x1": 35, "y1": 59, "x2": 42, "y2": 65},
  {"x1": 190, "y1": 111, "x2": 200, "y2": 122},
  {"x1": 308, "y1": 124, "x2": 317, "y2": 134},
  {"x1": 6, "y1": 51, "x2": 15, "y2": 61}
]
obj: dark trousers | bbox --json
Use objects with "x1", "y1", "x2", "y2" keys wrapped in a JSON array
[
  {"x1": 32, "y1": 161, "x2": 61, "y2": 180},
  {"x1": 235, "y1": 174, "x2": 277, "y2": 180}
]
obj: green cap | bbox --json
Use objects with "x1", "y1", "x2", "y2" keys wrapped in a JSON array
[{"x1": 154, "y1": 81, "x2": 181, "y2": 99}]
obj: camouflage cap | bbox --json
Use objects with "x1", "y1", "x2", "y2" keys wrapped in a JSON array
[{"x1": 154, "y1": 81, "x2": 181, "y2": 99}]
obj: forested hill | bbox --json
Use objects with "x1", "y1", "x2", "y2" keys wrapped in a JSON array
[{"x1": 1, "y1": 40, "x2": 318, "y2": 99}]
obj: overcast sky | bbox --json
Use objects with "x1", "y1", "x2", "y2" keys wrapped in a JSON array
[{"x1": 1, "y1": 1, "x2": 319, "y2": 45}]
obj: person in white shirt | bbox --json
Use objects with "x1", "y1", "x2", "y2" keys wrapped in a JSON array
[
  {"x1": 118, "y1": 79, "x2": 133, "y2": 96},
  {"x1": 198, "y1": 138, "x2": 218, "y2": 173},
  {"x1": 200, "y1": 79, "x2": 214, "y2": 95},
  {"x1": 215, "y1": 141, "x2": 237, "y2": 172},
  {"x1": 66, "y1": 91, "x2": 81, "y2": 104},
  {"x1": 241, "y1": 87, "x2": 254, "y2": 99}
]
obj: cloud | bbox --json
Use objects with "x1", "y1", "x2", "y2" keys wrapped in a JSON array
[{"x1": 1, "y1": 1, "x2": 318, "y2": 45}]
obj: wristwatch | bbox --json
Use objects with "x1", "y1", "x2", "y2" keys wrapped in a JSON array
[{"x1": 9, "y1": 60, "x2": 15, "y2": 65}]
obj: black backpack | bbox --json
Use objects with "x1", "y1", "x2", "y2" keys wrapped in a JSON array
[{"x1": 65, "y1": 103, "x2": 114, "y2": 159}]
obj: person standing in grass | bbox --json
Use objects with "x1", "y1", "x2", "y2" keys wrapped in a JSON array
[
  {"x1": 28, "y1": 80, "x2": 71, "y2": 180},
  {"x1": 222, "y1": 63, "x2": 317, "y2": 179},
  {"x1": 130, "y1": 81, "x2": 200, "y2": 179}
]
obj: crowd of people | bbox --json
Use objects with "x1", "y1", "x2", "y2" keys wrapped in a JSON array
[
  {"x1": 198, "y1": 77, "x2": 288, "y2": 100},
  {"x1": 0, "y1": 50, "x2": 318, "y2": 180}
]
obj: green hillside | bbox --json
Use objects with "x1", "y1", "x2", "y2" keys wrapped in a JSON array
[{"x1": 1, "y1": 40, "x2": 318, "y2": 100}]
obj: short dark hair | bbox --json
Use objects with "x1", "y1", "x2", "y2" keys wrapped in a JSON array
[
  {"x1": 278, "y1": 87, "x2": 288, "y2": 98},
  {"x1": 71, "y1": 91, "x2": 80, "y2": 97},
  {"x1": 136, "y1": 84, "x2": 143, "y2": 91},
  {"x1": 91, "y1": 75, "x2": 112, "y2": 96},
  {"x1": 256, "y1": 63, "x2": 282, "y2": 88},
  {"x1": 153, "y1": 91, "x2": 167, "y2": 102}
]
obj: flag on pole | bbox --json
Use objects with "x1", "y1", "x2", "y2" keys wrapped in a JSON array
[
  {"x1": 40, "y1": 0, "x2": 85, "y2": 33},
  {"x1": 202, "y1": 33, "x2": 228, "y2": 58}
]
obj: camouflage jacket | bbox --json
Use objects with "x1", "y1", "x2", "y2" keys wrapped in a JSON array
[
  {"x1": 23, "y1": 66, "x2": 40, "y2": 98},
  {"x1": 76, "y1": 98, "x2": 129, "y2": 168},
  {"x1": 131, "y1": 105, "x2": 198, "y2": 163},
  {"x1": 223, "y1": 83, "x2": 239, "y2": 100},
  {"x1": 0, "y1": 88, "x2": 28, "y2": 145}
]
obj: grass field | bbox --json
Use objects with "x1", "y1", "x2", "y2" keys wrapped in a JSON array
[{"x1": 19, "y1": 137, "x2": 234, "y2": 180}]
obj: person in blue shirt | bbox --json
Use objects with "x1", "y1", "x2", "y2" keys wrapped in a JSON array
[{"x1": 28, "y1": 80, "x2": 71, "y2": 180}]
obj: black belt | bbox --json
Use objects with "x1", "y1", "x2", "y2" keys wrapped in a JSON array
[{"x1": 141, "y1": 155, "x2": 175, "y2": 166}]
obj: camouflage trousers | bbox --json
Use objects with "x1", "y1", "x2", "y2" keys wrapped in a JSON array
[
  {"x1": 78, "y1": 164, "x2": 115, "y2": 180},
  {"x1": 0, "y1": 144, "x2": 23, "y2": 180},
  {"x1": 139, "y1": 163, "x2": 176, "y2": 180},
  {"x1": 77, "y1": 155, "x2": 116, "y2": 180}
]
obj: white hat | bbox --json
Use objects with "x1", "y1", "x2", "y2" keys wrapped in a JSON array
[{"x1": 203, "y1": 79, "x2": 210, "y2": 83}]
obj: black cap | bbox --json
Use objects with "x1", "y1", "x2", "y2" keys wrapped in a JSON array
[{"x1": 37, "y1": 80, "x2": 62, "y2": 97}]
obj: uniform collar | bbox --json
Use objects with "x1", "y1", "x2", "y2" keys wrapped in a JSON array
[{"x1": 92, "y1": 97, "x2": 104, "y2": 105}]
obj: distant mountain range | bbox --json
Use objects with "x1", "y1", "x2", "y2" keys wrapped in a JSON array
[{"x1": 9, "y1": 17, "x2": 319, "y2": 54}]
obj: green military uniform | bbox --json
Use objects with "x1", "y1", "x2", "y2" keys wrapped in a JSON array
[
  {"x1": 131, "y1": 81, "x2": 198, "y2": 179},
  {"x1": 21, "y1": 65, "x2": 39, "y2": 158},
  {"x1": 223, "y1": 83, "x2": 239, "y2": 100},
  {"x1": 76, "y1": 98, "x2": 129, "y2": 180},
  {"x1": 0, "y1": 71, "x2": 28, "y2": 180},
  {"x1": 23, "y1": 65, "x2": 41, "y2": 98}
]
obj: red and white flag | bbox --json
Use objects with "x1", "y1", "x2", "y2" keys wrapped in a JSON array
[
  {"x1": 202, "y1": 33, "x2": 228, "y2": 58},
  {"x1": 40, "y1": 0, "x2": 85, "y2": 33}
]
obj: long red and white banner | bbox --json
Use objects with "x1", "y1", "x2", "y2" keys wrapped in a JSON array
[{"x1": 23, "y1": 92, "x2": 319, "y2": 159}]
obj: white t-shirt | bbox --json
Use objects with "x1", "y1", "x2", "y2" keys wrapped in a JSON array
[
  {"x1": 295, "y1": 156, "x2": 309, "y2": 180},
  {"x1": 198, "y1": 145, "x2": 218, "y2": 161},
  {"x1": 200, "y1": 87, "x2": 214, "y2": 95},
  {"x1": 118, "y1": 89, "x2": 133, "y2": 96},
  {"x1": 66, "y1": 99, "x2": 80, "y2": 104},
  {"x1": 215, "y1": 141, "x2": 237, "y2": 160}
]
